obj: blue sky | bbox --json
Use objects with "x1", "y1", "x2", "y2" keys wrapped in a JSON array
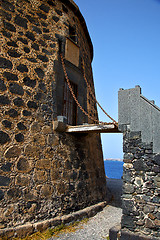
[{"x1": 74, "y1": 0, "x2": 160, "y2": 159}]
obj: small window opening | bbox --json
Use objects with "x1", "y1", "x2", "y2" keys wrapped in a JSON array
[
  {"x1": 63, "y1": 79, "x2": 78, "y2": 125},
  {"x1": 69, "y1": 25, "x2": 77, "y2": 43}
]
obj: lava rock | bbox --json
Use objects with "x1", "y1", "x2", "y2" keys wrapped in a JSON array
[
  {"x1": 17, "y1": 37, "x2": 28, "y2": 44},
  {"x1": 39, "y1": 4, "x2": 50, "y2": 13},
  {"x1": 6, "y1": 108, "x2": 18, "y2": 118},
  {"x1": 13, "y1": 97, "x2": 24, "y2": 107},
  {"x1": 0, "y1": 95, "x2": 10, "y2": 105},
  {"x1": 23, "y1": 76, "x2": 36, "y2": 88},
  {"x1": 2, "y1": 0, "x2": 15, "y2": 12},
  {"x1": 3, "y1": 20, "x2": 16, "y2": 32},
  {"x1": 7, "y1": 41, "x2": 18, "y2": 47},
  {"x1": 23, "y1": 110, "x2": 31, "y2": 116},
  {"x1": 1, "y1": 162, "x2": 12, "y2": 172},
  {"x1": 31, "y1": 43, "x2": 39, "y2": 50},
  {"x1": 34, "y1": 68, "x2": 45, "y2": 79},
  {"x1": 15, "y1": 133, "x2": 24, "y2": 142},
  {"x1": 0, "y1": 57, "x2": 13, "y2": 69},
  {"x1": 32, "y1": 26, "x2": 42, "y2": 34},
  {"x1": 17, "y1": 122, "x2": 27, "y2": 130},
  {"x1": 2, "y1": 120, "x2": 12, "y2": 128},
  {"x1": 26, "y1": 31, "x2": 35, "y2": 41},
  {"x1": 0, "y1": 190, "x2": 4, "y2": 200},
  {"x1": 24, "y1": 47, "x2": 30, "y2": 53},
  {"x1": 0, "y1": 79, "x2": 7, "y2": 91},
  {"x1": 9, "y1": 83, "x2": 24, "y2": 95},
  {"x1": 27, "y1": 101, "x2": 38, "y2": 109},
  {"x1": 14, "y1": 14, "x2": 28, "y2": 29},
  {"x1": 7, "y1": 49, "x2": 21, "y2": 58},
  {"x1": 37, "y1": 54, "x2": 49, "y2": 62},
  {"x1": 17, "y1": 64, "x2": 28, "y2": 73},
  {"x1": 3, "y1": 72, "x2": 18, "y2": 81},
  {"x1": 0, "y1": 131, "x2": 10, "y2": 144}
]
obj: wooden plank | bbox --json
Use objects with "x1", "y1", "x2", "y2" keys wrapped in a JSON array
[{"x1": 66, "y1": 123, "x2": 120, "y2": 133}]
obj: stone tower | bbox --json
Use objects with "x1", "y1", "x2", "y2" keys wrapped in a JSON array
[{"x1": 0, "y1": 0, "x2": 108, "y2": 231}]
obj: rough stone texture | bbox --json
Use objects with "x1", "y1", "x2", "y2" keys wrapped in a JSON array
[
  {"x1": 118, "y1": 87, "x2": 160, "y2": 239},
  {"x1": 0, "y1": 0, "x2": 107, "y2": 233}
]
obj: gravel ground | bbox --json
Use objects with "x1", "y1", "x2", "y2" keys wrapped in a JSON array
[{"x1": 49, "y1": 179, "x2": 122, "y2": 240}]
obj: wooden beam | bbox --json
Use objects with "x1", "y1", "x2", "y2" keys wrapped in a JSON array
[{"x1": 66, "y1": 123, "x2": 120, "y2": 134}]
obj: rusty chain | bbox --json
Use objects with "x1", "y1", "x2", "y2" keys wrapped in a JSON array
[
  {"x1": 60, "y1": 53, "x2": 118, "y2": 126},
  {"x1": 81, "y1": 57, "x2": 117, "y2": 125}
]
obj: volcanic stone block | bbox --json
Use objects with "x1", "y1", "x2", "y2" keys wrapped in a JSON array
[
  {"x1": 37, "y1": 54, "x2": 49, "y2": 62},
  {"x1": 47, "y1": 0, "x2": 56, "y2": 7},
  {"x1": 62, "y1": 5, "x2": 68, "y2": 13},
  {"x1": 17, "y1": 64, "x2": 28, "y2": 73},
  {"x1": 3, "y1": 72, "x2": 18, "y2": 81},
  {"x1": 0, "y1": 57, "x2": 13, "y2": 69},
  {"x1": 31, "y1": 43, "x2": 39, "y2": 50},
  {"x1": 2, "y1": 120, "x2": 12, "y2": 128},
  {"x1": 13, "y1": 97, "x2": 24, "y2": 107},
  {"x1": 15, "y1": 133, "x2": 24, "y2": 142},
  {"x1": 7, "y1": 41, "x2": 18, "y2": 47},
  {"x1": 27, "y1": 58, "x2": 37, "y2": 63},
  {"x1": 0, "y1": 79, "x2": 7, "y2": 91},
  {"x1": 17, "y1": 122, "x2": 27, "y2": 130},
  {"x1": 0, "y1": 131, "x2": 10, "y2": 144},
  {"x1": 0, "y1": 190, "x2": 4, "y2": 200},
  {"x1": 34, "y1": 92, "x2": 44, "y2": 100},
  {"x1": 0, "y1": 176, "x2": 11, "y2": 186},
  {"x1": 9, "y1": 83, "x2": 24, "y2": 95},
  {"x1": 23, "y1": 77, "x2": 36, "y2": 88},
  {"x1": 24, "y1": 47, "x2": 30, "y2": 53},
  {"x1": 32, "y1": 26, "x2": 42, "y2": 34},
  {"x1": 1, "y1": 162, "x2": 12, "y2": 172},
  {"x1": 7, "y1": 49, "x2": 21, "y2": 58},
  {"x1": 28, "y1": 99, "x2": 37, "y2": 109},
  {"x1": 14, "y1": 14, "x2": 28, "y2": 28},
  {"x1": 2, "y1": 29, "x2": 12, "y2": 38},
  {"x1": 3, "y1": 20, "x2": 16, "y2": 32},
  {"x1": 35, "y1": 68, "x2": 45, "y2": 79},
  {"x1": 17, "y1": 37, "x2": 28, "y2": 44},
  {"x1": 37, "y1": 12, "x2": 47, "y2": 20},
  {"x1": 1, "y1": 10, "x2": 12, "y2": 21},
  {"x1": 52, "y1": 16, "x2": 59, "y2": 22},
  {"x1": 38, "y1": 81, "x2": 46, "y2": 92},
  {"x1": 2, "y1": 0, "x2": 15, "y2": 12},
  {"x1": 55, "y1": 9, "x2": 62, "y2": 16},
  {"x1": 7, "y1": 188, "x2": 21, "y2": 198},
  {"x1": 5, "y1": 146, "x2": 21, "y2": 158},
  {"x1": 26, "y1": 31, "x2": 35, "y2": 41},
  {"x1": 6, "y1": 108, "x2": 18, "y2": 118},
  {"x1": 17, "y1": 157, "x2": 30, "y2": 172},
  {"x1": 0, "y1": 95, "x2": 10, "y2": 105},
  {"x1": 23, "y1": 110, "x2": 31, "y2": 116},
  {"x1": 39, "y1": 4, "x2": 50, "y2": 13}
]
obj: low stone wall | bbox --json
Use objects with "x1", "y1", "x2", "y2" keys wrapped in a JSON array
[
  {"x1": 117, "y1": 86, "x2": 160, "y2": 240},
  {"x1": 0, "y1": 201, "x2": 107, "y2": 239}
]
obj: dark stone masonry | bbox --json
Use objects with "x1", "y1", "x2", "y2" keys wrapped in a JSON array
[
  {"x1": 117, "y1": 86, "x2": 160, "y2": 240},
  {"x1": 0, "y1": 0, "x2": 108, "y2": 237}
]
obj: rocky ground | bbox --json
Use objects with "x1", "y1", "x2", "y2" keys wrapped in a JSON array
[{"x1": 49, "y1": 178, "x2": 123, "y2": 240}]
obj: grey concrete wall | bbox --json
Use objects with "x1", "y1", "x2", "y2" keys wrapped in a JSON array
[{"x1": 118, "y1": 86, "x2": 160, "y2": 153}]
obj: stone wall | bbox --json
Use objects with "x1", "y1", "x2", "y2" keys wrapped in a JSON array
[
  {"x1": 118, "y1": 86, "x2": 160, "y2": 239},
  {"x1": 0, "y1": 0, "x2": 108, "y2": 230}
]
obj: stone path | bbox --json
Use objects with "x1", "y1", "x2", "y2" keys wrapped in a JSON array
[{"x1": 49, "y1": 179, "x2": 122, "y2": 240}]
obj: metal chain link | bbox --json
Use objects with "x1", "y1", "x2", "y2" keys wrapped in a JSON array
[
  {"x1": 81, "y1": 57, "x2": 117, "y2": 125},
  {"x1": 60, "y1": 54, "x2": 117, "y2": 126}
]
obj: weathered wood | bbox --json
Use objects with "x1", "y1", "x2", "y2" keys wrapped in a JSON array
[{"x1": 66, "y1": 123, "x2": 120, "y2": 133}]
